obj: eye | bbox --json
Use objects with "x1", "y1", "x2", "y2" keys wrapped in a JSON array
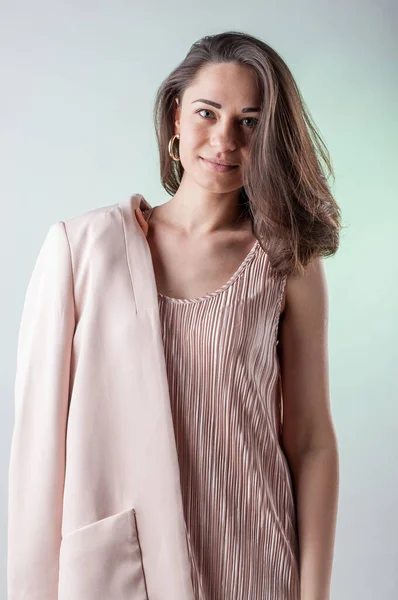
[{"x1": 196, "y1": 109, "x2": 258, "y2": 129}]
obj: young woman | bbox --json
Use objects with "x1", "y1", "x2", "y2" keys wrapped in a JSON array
[
  {"x1": 8, "y1": 31, "x2": 341, "y2": 600},
  {"x1": 135, "y1": 30, "x2": 341, "y2": 600}
]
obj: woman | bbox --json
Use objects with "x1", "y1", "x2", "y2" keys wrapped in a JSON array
[{"x1": 8, "y1": 31, "x2": 340, "y2": 600}]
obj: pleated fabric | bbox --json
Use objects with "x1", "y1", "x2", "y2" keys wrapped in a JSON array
[{"x1": 143, "y1": 208, "x2": 300, "y2": 600}]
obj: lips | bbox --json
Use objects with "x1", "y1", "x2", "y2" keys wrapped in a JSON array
[
  {"x1": 200, "y1": 157, "x2": 238, "y2": 173},
  {"x1": 203, "y1": 158, "x2": 238, "y2": 166}
]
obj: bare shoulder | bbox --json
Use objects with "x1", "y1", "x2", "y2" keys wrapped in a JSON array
[
  {"x1": 279, "y1": 255, "x2": 329, "y2": 371},
  {"x1": 284, "y1": 256, "x2": 328, "y2": 317}
]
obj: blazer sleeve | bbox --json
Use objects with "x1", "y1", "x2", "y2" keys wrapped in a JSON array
[{"x1": 7, "y1": 221, "x2": 76, "y2": 600}]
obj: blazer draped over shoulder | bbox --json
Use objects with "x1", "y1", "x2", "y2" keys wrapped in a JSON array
[{"x1": 8, "y1": 194, "x2": 195, "y2": 600}]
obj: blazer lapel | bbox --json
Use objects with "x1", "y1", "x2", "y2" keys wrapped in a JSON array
[
  {"x1": 118, "y1": 193, "x2": 195, "y2": 600},
  {"x1": 118, "y1": 194, "x2": 156, "y2": 316}
]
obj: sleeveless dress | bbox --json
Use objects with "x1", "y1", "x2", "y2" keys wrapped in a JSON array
[{"x1": 142, "y1": 208, "x2": 300, "y2": 600}]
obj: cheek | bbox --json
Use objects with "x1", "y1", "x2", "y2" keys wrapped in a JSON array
[
  {"x1": 189, "y1": 124, "x2": 206, "y2": 143},
  {"x1": 179, "y1": 129, "x2": 206, "y2": 159}
]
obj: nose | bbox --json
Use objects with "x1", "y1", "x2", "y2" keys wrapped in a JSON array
[{"x1": 210, "y1": 121, "x2": 238, "y2": 152}]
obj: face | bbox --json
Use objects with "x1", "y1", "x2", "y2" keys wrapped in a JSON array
[{"x1": 173, "y1": 62, "x2": 262, "y2": 194}]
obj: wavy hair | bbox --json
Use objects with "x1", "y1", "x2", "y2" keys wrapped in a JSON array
[{"x1": 153, "y1": 30, "x2": 343, "y2": 276}]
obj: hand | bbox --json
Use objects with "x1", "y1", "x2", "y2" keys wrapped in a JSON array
[{"x1": 134, "y1": 207, "x2": 149, "y2": 238}]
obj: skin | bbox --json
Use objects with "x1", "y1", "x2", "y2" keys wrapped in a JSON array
[
  {"x1": 278, "y1": 258, "x2": 339, "y2": 600},
  {"x1": 136, "y1": 61, "x2": 339, "y2": 600},
  {"x1": 136, "y1": 61, "x2": 266, "y2": 305}
]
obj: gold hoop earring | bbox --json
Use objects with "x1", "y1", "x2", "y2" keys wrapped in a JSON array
[{"x1": 168, "y1": 134, "x2": 180, "y2": 161}]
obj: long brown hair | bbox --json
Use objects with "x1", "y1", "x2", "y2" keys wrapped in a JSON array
[{"x1": 153, "y1": 30, "x2": 343, "y2": 277}]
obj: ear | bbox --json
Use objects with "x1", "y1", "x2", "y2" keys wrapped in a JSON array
[{"x1": 174, "y1": 96, "x2": 181, "y2": 131}]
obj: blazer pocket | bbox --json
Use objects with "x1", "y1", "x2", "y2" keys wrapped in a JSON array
[{"x1": 58, "y1": 507, "x2": 149, "y2": 600}]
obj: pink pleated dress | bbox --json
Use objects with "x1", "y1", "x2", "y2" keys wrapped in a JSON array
[{"x1": 142, "y1": 207, "x2": 300, "y2": 600}]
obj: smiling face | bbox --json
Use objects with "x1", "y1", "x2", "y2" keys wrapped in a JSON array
[{"x1": 173, "y1": 62, "x2": 262, "y2": 194}]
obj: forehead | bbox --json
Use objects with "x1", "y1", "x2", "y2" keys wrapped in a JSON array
[{"x1": 184, "y1": 62, "x2": 262, "y2": 106}]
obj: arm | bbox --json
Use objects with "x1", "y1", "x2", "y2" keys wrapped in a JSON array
[
  {"x1": 278, "y1": 257, "x2": 339, "y2": 600},
  {"x1": 7, "y1": 222, "x2": 75, "y2": 599}
]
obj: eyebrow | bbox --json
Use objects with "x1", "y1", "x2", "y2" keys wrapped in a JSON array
[{"x1": 191, "y1": 98, "x2": 261, "y2": 113}]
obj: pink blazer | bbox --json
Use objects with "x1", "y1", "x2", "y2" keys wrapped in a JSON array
[{"x1": 8, "y1": 193, "x2": 195, "y2": 599}]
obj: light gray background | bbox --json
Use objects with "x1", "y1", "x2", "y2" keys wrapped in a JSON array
[{"x1": 1, "y1": 1, "x2": 397, "y2": 598}]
